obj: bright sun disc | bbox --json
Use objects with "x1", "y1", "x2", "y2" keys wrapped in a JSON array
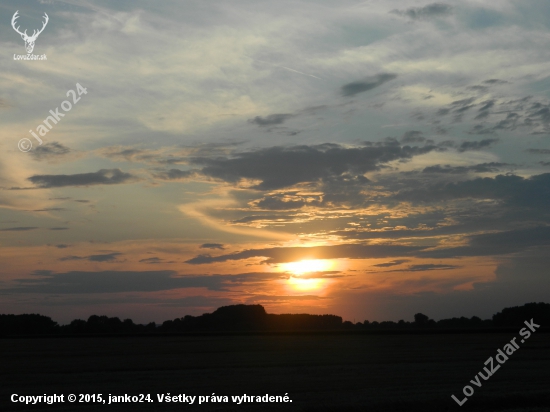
[
  {"x1": 280, "y1": 259, "x2": 332, "y2": 275},
  {"x1": 281, "y1": 259, "x2": 334, "y2": 291}
]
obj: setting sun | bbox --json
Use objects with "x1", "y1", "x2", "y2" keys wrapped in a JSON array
[
  {"x1": 280, "y1": 259, "x2": 334, "y2": 291},
  {"x1": 280, "y1": 259, "x2": 333, "y2": 275}
]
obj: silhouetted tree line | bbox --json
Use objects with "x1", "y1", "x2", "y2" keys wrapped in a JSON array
[
  {"x1": 159, "y1": 305, "x2": 342, "y2": 332},
  {"x1": 1, "y1": 302, "x2": 548, "y2": 336}
]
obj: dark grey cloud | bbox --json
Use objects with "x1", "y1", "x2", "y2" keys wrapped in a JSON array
[
  {"x1": 458, "y1": 139, "x2": 499, "y2": 152},
  {"x1": 30, "y1": 142, "x2": 71, "y2": 161},
  {"x1": 395, "y1": 173, "x2": 550, "y2": 208},
  {"x1": 139, "y1": 257, "x2": 175, "y2": 264},
  {"x1": 483, "y1": 79, "x2": 508, "y2": 85},
  {"x1": 189, "y1": 141, "x2": 438, "y2": 190},
  {"x1": 391, "y1": 3, "x2": 453, "y2": 20},
  {"x1": 422, "y1": 226, "x2": 550, "y2": 258},
  {"x1": 422, "y1": 162, "x2": 509, "y2": 174},
  {"x1": 200, "y1": 243, "x2": 225, "y2": 250},
  {"x1": 248, "y1": 113, "x2": 293, "y2": 126},
  {"x1": 8, "y1": 270, "x2": 288, "y2": 294},
  {"x1": 0, "y1": 226, "x2": 38, "y2": 231},
  {"x1": 373, "y1": 259, "x2": 410, "y2": 268},
  {"x1": 341, "y1": 73, "x2": 397, "y2": 97},
  {"x1": 185, "y1": 244, "x2": 427, "y2": 265},
  {"x1": 30, "y1": 208, "x2": 67, "y2": 212},
  {"x1": 49, "y1": 227, "x2": 69, "y2": 231},
  {"x1": 59, "y1": 252, "x2": 123, "y2": 263},
  {"x1": 28, "y1": 169, "x2": 136, "y2": 188},
  {"x1": 468, "y1": 125, "x2": 496, "y2": 135},
  {"x1": 401, "y1": 131, "x2": 425, "y2": 143},
  {"x1": 388, "y1": 264, "x2": 461, "y2": 272},
  {"x1": 475, "y1": 99, "x2": 495, "y2": 120},
  {"x1": 55, "y1": 244, "x2": 69, "y2": 249}
]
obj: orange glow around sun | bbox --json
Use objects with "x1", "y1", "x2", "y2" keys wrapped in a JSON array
[{"x1": 280, "y1": 259, "x2": 334, "y2": 291}]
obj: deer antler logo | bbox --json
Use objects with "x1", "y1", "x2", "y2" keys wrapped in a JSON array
[{"x1": 12, "y1": 11, "x2": 49, "y2": 54}]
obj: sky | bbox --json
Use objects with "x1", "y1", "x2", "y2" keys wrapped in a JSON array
[{"x1": 1, "y1": 0, "x2": 549, "y2": 324}]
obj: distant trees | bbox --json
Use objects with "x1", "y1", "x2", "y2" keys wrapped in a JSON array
[
  {"x1": 414, "y1": 313, "x2": 430, "y2": 326},
  {"x1": 0, "y1": 302, "x2": 548, "y2": 336},
  {"x1": 0, "y1": 314, "x2": 58, "y2": 335},
  {"x1": 159, "y1": 304, "x2": 343, "y2": 332},
  {"x1": 492, "y1": 302, "x2": 550, "y2": 327}
]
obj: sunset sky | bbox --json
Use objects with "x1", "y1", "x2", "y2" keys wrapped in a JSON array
[{"x1": 1, "y1": 0, "x2": 549, "y2": 324}]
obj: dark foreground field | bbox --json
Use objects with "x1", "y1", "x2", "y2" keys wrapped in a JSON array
[{"x1": 1, "y1": 332, "x2": 549, "y2": 412}]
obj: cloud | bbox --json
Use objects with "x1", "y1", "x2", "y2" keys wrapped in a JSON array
[
  {"x1": 475, "y1": 99, "x2": 496, "y2": 120},
  {"x1": 391, "y1": 3, "x2": 453, "y2": 20},
  {"x1": 185, "y1": 244, "x2": 426, "y2": 265},
  {"x1": 59, "y1": 252, "x2": 124, "y2": 262},
  {"x1": 373, "y1": 260, "x2": 410, "y2": 268},
  {"x1": 388, "y1": 264, "x2": 461, "y2": 272},
  {"x1": 8, "y1": 270, "x2": 289, "y2": 294},
  {"x1": 483, "y1": 79, "x2": 508, "y2": 85},
  {"x1": 30, "y1": 142, "x2": 71, "y2": 161},
  {"x1": 190, "y1": 141, "x2": 438, "y2": 190},
  {"x1": 422, "y1": 226, "x2": 550, "y2": 258},
  {"x1": 422, "y1": 163, "x2": 509, "y2": 174},
  {"x1": 401, "y1": 131, "x2": 425, "y2": 143},
  {"x1": 139, "y1": 257, "x2": 173, "y2": 264},
  {"x1": 395, "y1": 173, "x2": 550, "y2": 208},
  {"x1": 341, "y1": 73, "x2": 397, "y2": 97},
  {"x1": 246, "y1": 295, "x2": 326, "y2": 303},
  {"x1": 458, "y1": 139, "x2": 499, "y2": 152},
  {"x1": 248, "y1": 114, "x2": 294, "y2": 126},
  {"x1": 200, "y1": 243, "x2": 225, "y2": 250},
  {"x1": 28, "y1": 169, "x2": 136, "y2": 188}
]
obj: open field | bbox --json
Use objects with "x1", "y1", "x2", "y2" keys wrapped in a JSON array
[{"x1": 2, "y1": 332, "x2": 549, "y2": 412}]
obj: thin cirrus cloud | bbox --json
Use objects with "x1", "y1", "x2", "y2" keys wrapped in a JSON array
[
  {"x1": 185, "y1": 244, "x2": 427, "y2": 265},
  {"x1": 10, "y1": 270, "x2": 289, "y2": 294}
]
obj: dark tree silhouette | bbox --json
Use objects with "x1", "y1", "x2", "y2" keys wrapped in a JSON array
[{"x1": 414, "y1": 313, "x2": 430, "y2": 327}]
